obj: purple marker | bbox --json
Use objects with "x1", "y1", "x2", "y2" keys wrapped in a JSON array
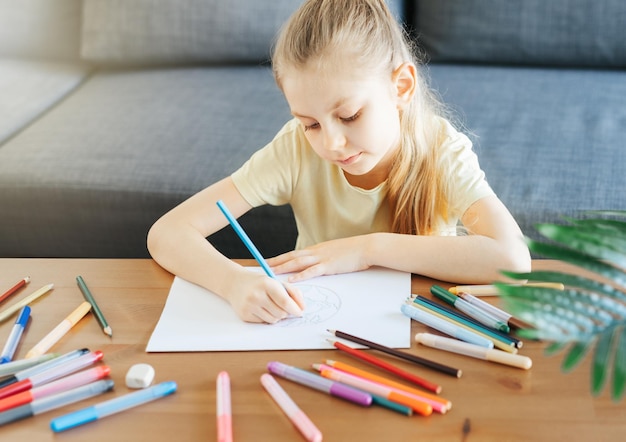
[{"x1": 267, "y1": 361, "x2": 372, "y2": 407}]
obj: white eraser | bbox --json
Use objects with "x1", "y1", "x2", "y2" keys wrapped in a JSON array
[{"x1": 125, "y1": 363, "x2": 155, "y2": 389}]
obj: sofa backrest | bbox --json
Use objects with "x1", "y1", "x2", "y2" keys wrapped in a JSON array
[
  {"x1": 0, "y1": 0, "x2": 82, "y2": 61},
  {"x1": 80, "y1": 0, "x2": 304, "y2": 66},
  {"x1": 412, "y1": 0, "x2": 626, "y2": 68}
]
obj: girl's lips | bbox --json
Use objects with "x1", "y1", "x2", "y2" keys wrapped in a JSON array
[{"x1": 339, "y1": 152, "x2": 361, "y2": 166}]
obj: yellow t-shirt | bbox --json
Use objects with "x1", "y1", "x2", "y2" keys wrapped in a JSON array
[{"x1": 231, "y1": 118, "x2": 494, "y2": 249}]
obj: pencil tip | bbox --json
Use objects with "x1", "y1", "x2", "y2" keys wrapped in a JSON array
[
  {"x1": 104, "y1": 327, "x2": 113, "y2": 337},
  {"x1": 326, "y1": 329, "x2": 336, "y2": 334}
]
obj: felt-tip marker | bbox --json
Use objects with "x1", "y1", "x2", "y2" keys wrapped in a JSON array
[
  {"x1": 50, "y1": 381, "x2": 177, "y2": 432},
  {"x1": 0, "y1": 306, "x2": 31, "y2": 364}
]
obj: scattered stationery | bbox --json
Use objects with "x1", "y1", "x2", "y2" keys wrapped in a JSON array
[
  {"x1": 447, "y1": 282, "x2": 565, "y2": 296},
  {"x1": 322, "y1": 359, "x2": 450, "y2": 414},
  {"x1": 261, "y1": 373, "x2": 323, "y2": 442},
  {"x1": 25, "y1": 301, "x2": 92, "y2": 359},
  {"x1": 313, "y1": 363, "x2": 432, "y2": 416},
  {"x1": 411, "y1": 296, "x2": 520, "y2": 352},
  {"x1": 0, "y1": 306, "x2": 30, "y2": 364},
  {"x1": 328, "y1": 329, "x2": 461, "y2": 378},
  {"x1": 327, "y1": 339, "x2": 441, "y2": 394},
  {"x1": 76, "y1": 276, "x2": 112, "y2": 337},
  {"x1": 0, "y1": 277, "x2": 30, "y2": 304},
  {"x1": 0, "y1": 380, "x2": 115, "y2": 426},
  {"x1": 430, "y1": 285, "x2": 510, "y2": 332},
  {"x1": 50, "y1": 381, "x2": 177, "y2": 432},
  {"x1": 267, "y1": 361, "x2": 372, "y2": 407},
  {"x1": 401, "y1": 303, "x2": 493, "y2": 348},
  {"x1": 216, "y1": 371, "x2": 233, "y2": 442},
  {"x1": 146, "y1": 267, "x2": 410, "y2": 352},
  {"x1": 0, "y1": 284, "x2": 54, "y2": 323},
  {"x1": 415, "y1": 333, "x2": 532, "y2": 369},
  {"x1": 0, "y1": 348, "x2": 89, "y2": 390},
  {"x1": 0, "y1": 350, "x2": 103, "y2": 400},
  {"x1": 0, "y1": 365, "x2": 110, "y2": 412}
]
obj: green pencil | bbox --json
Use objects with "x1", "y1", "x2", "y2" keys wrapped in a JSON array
[{"x1": 76, "y1": 275, "x2": 112, "y2": 337}]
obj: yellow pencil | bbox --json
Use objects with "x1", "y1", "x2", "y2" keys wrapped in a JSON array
[
  {"x1": 25, "y1": 301, "x2": 92, "y2": 358},
  {"x1": 0, "y1": 283, "x2": 54, "y2": 323}
]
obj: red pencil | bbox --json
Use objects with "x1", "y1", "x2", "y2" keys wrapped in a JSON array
[
  {"x1": 0, "y1": 277, "x2": 30, "y2": 304},
  {"x1": 328, "y1": 339, "x2": 442, "y2": 394}
]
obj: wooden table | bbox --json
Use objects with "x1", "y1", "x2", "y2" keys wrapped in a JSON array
[{"x1": 0, "y1": 259, "x2": 624, "y2": 441}]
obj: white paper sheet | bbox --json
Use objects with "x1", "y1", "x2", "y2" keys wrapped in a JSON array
[{"x1": 146, "y1": 266, "x2": 411, "y2": 352}]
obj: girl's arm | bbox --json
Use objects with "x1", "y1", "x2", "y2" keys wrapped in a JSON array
[
  {"x1": 147, "y1": 177, "x2": 304, "y2": 322},
  {"x1": 268, "y1": 195, "x2": 531, "y2": 283}
]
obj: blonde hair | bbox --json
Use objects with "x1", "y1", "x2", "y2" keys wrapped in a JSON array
[{"x1": 272, "y1": 0, "x2": 450, "y2": 235}]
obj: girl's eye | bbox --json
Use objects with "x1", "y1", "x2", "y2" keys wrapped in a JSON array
[
  {"x1": 341, "y1": 112, "x2": 360, "y2": 123},
  {"x1": 303, "y1": 122, "x2": 320, "y2": 132}
]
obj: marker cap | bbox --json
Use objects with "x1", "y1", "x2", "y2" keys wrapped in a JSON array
[{"x1": 50, "y1": 406, "x2": 98, "y2": 432}]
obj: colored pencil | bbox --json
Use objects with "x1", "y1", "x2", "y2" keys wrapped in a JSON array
[
  {"x1": 327, "y1": 339, "x2": 442, "y2": 394},
  {"x1": 76, "y1": 276, "x2": 112, "y2": 337},
  {"x1": 0, "y1": 284, "x2": 54, "y2": 323},
  {"x1": 0, "y1": 277, "x2": 30, "y2": 304},
  {"x1": 327, "y1": 329, "x2": 461, "y2": 378}
]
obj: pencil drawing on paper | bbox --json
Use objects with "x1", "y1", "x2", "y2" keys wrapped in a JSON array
[{"x1": 275, "y1": 284, "x2": 342, "y2": 327}]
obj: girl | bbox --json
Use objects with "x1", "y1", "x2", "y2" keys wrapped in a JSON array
[{"x1": 147, "y1": 0, "x2": 531, "y2": 324}]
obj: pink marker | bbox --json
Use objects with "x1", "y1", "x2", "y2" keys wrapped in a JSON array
[
  {"x1": 0, "y1": 365, "x2": 110, "y2": 412},
  {"x1": 261, "y1": 373, "x2": 322, "y2": 442},
  {"x1": 216, "y1": 371, "x2": 233, "y2": 442}
]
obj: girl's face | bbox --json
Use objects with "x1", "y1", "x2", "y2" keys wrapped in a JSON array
[{"x1": 281, "y1": 61, "x2": 414, "y2": 189}]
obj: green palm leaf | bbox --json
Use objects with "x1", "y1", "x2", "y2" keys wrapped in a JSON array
[{"x1": 498, "y1": 211, "x2": 626, "y2": 402}]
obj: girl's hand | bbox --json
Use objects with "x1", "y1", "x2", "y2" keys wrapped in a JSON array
[
  {"x1": 226, "y1": 271, "x2": 305, "y2": 323},
  {"x1": 267, "y1": 235, "x2": 371, "y2": 282}
]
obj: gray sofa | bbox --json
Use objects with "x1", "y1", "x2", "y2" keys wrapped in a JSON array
[{"x1": 1, "y1": 0, "x2": 625, "y2": 259}]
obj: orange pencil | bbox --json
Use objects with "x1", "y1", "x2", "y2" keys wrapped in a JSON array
[
  {"x1": 328, "y1": 339, "x2": 442, "y2": 394},
  {"x1": 324, "y1": 359, "x2": 451, "y2": 412}
]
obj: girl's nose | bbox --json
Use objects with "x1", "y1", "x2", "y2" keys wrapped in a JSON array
[{"x1": 322, "y1": 126, "x2": 346, "y2": 152}]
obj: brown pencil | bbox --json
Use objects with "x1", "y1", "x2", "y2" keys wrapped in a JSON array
[{"x1": 328, "y1": 329, "x2": 462, "y2": 378}]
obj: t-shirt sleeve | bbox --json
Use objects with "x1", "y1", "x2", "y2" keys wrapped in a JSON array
[
  {"x1": 440, "y1": 120, "x2": 495, "y2": 219},
  {"x1": 231, "y1": 119, "x2": 304, "y2": 207}
]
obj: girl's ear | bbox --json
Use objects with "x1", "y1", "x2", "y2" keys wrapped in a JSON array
[{"x1": 393, "y1": 62, "x2": 417, "y2": 109}]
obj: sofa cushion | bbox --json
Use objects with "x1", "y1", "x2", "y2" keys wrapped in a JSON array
[
  {"x1": 426, "y1": 63, "x2": 626, "y2": 237},
  {"x1": 0, "y1": 66, "x2": 296, "y2": 258},
  {"x1": 0, "y1": 59, "x2": 91, "y2": 145},
  {"x1": 81, "y1": 0, "x2": 303, "y2": 66},
  {"x1": 414, "y1": 0, "x2": 626, "y2": 67}
]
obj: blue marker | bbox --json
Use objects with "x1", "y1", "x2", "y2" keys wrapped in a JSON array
[
  {"x1": 400, "y1": 303, "x2": 494, "y2": 348},
  {"x1": 216, "y1": 200, "x2": 276, "y2": 278},
  {"x1": 0, "y1": 306, "x2": 31, "y2": 364},
  {"x1": 50, "y1": 381, "x2": 177, "y2": 432}
]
